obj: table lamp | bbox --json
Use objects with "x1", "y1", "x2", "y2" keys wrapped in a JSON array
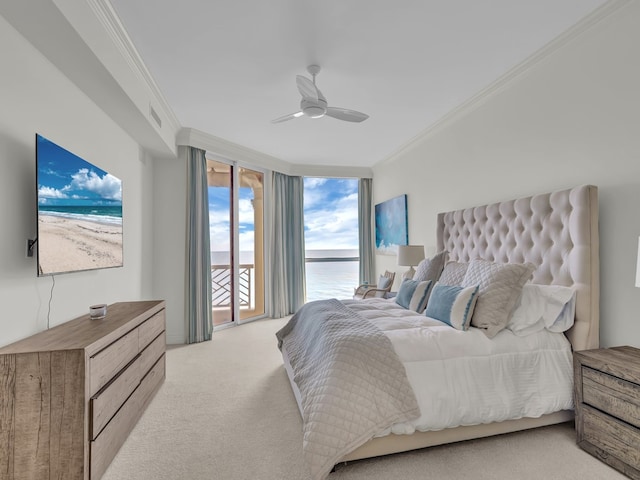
[{"x1": 397, "y1": 245, "x2": 425, "y2": 280}]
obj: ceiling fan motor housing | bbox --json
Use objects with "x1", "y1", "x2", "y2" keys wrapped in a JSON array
[{"x1": 301, "y1": 97, "x2": 327, "y2": 118}]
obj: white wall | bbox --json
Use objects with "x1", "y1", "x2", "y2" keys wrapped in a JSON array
[
  {"x1": 373, "y1": 2, "x2": 640, "y2": 348},
  {"x1": 151, "y1": 151, "x2": 187, "y2": 344},
  {"x1": 0, "y1": 16, "x2": 154, "y2": 347}
]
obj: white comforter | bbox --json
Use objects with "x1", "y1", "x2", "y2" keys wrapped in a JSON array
[{"x1": 341, "y1": 297, "x2": 575, "y2": 436}]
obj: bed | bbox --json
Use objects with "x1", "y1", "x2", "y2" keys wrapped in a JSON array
[{"x1": 277, "y1": 184, "x2": 599, "y2": 480}]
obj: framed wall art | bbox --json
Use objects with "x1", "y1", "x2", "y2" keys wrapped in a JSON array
[{"x1": 375, "y1": 194, "x2": 408, "y2": 255}]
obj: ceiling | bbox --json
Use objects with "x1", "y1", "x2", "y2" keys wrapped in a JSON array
[{"x1": 108, "y1": 0, "x2": 608, "y2": 168}]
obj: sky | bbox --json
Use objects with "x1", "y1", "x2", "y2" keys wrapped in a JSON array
[
  {"x1": 303, "y1": 177, "x2": 358, "y2": 251},
  {"x1": 37, "y1": 135, "x2": 122, "y2": 206},
  {"x1": 208, "y1": 176, "x2": 359, "y2": 253}
]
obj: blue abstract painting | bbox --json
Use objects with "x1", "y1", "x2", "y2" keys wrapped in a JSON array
[{"x1": 375, "y1": 194, "x2": 408, "y2": 255}]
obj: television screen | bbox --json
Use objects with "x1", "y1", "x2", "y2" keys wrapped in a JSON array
[{"x1": 36, "y1": 134, "x2": 123, "y2": 276}]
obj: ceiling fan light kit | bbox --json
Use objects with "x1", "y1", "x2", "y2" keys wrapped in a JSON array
[
  {"x1": 301, "y1": 98, "x2": 327, "y2": 118},
  {"x1": 272, "y1": 65, "x2": 369, "y2": 124}
]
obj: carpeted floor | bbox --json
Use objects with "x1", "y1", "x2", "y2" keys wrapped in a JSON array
[{"x1": 102, "y1": 317, "x2": 625, "y2": 480}]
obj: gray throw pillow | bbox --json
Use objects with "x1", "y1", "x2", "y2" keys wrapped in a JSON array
[
  {"x1": 461, "y1": 259, "x2": 536, "y2": 338},
  {"x1": 413, "y1": 251, "x2": 448, "y2": 283},
  {"x1": 438, "y1": 261, "x2": 469, "y2": 286}
]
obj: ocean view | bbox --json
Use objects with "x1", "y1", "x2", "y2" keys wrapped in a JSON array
[
  {"x1": 211, "y1": 249, "x2": 359, "y2": 302},
  {"x1": 38, "y1": 205, "x2": 123, "y2": 226},
  {"x1": 305, "y1": 249, "x2": 359, "y2": 301}
]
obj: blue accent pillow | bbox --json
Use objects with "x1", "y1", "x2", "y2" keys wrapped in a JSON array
[
  {"x1": 395, "y1": 279, "x2": 418, "y2": 309},
  {"x1": 395, "y1": 279, "x2": 433, "y2": 312},
  {"x1": 425, "y1": 282, "x2": 479, "y2": 330},
  {"x1": 409, "y1": 280, "x2": 432, "y2": 313}
]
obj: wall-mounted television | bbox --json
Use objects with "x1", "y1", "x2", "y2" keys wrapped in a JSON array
[{"x1": 36, "y1": 134, "x2": 123, "y2": 276}]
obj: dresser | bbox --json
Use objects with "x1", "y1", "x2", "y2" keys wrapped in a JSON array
[
  {"x1": 574, "y1": 346, "x2": 640, "y2": 479},
  {"x1": 0, "y1": 300, "x2": 166, "y2": 480}
]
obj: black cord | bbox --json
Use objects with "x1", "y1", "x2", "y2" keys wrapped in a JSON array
[{"x1": 47, "y1": 275, "x2": 55, "y2": 329}]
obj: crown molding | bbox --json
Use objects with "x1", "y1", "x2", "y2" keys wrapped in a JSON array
[
  {"x1": 177, "y1": 128, "x2": 290, "y2": 172},
  {"x1": 87, "y1": 0, "x2": 181, "y2": 134},
  {"x1": 177, "y1": 128, "x2": 373, "y2": 178},
  {"x1": 377, "y1": 0, "x2": 631, "y2": 167},
  {"x1": 288, "y1": 163, "x2": 373, "y2": 179}
]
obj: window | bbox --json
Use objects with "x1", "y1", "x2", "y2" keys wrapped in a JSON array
[{"x1": 303, "y1": 177, "x2": 359, "y2": 301}]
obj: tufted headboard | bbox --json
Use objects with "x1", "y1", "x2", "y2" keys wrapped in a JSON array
[{"x1": 437, "y1": 185, "x2": 599, "y2": 351}]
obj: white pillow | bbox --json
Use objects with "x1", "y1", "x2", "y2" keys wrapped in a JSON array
[{"x1": 507, "y1": 284, "x2": 576, "y2": 336}]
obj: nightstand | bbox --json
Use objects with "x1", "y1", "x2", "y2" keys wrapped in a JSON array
[{"x1": 574, "y1": 346, "x2": 640, "y2": 479}]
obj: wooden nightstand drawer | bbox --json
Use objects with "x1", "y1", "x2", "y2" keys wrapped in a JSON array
[
  {"x1": 575, "y1": 346, "x2": 640, "y2": 480},
  {"x1": 583, "y1": 366, "x2": 640, "y2": 429},
  {"x1": 582, "y1": 404, "x2": 640, "y2": 470}
]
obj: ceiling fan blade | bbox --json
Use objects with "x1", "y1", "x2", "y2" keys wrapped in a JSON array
[
  {"x1": 271, "y1": 111, "x2": 304, "y2": 124},
  {"x1": 325, "y1": 107, "x2": 369, "y2": 123},
  {"x1": 296, "y1": 75, "x2": 319, "y2": 101}
]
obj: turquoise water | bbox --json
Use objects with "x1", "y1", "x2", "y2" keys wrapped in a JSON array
[{"x1": 38, "y1": 205, "x2": 123, "y2": 226}]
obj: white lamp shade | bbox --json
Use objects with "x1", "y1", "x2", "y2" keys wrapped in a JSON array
[
  {"x1": 397, "y1": 245, "x2": 425, "y2": 267},
  {"x1": 636, "y1": 236, "x2": 640, "y2": 288}
]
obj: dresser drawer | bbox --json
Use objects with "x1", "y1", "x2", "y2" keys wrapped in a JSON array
[
  {"x1": 90, "y1": 354, "x2": 142, "y2": 440},
  {"x1": 139, "y1": 332, "x2": 165, "y2": 376},
  {"x1": 90, "y1": 329, "x2": 139, "y2": 396},
  {"x1": 583, "y1": 366, "x2": 640, "y2": 429},
  {"x1": 138, "y1": 310, "x2": 165, "y2": 350},
  {"x1": 138, "y1": 354, "x2": 166, "y2": 410},
  {"x1": 582, "y1": 404, "x2": 640, "y2": 470},
  {"x1": 90, "y1": 357, "x2": 164, "y2": 479},
  {"x1": 91, "y1": 385, "x2": 142, "y2": 480}
]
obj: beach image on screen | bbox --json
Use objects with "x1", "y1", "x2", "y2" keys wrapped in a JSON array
[{"x1": 36, "y1": 135, "x2": 123, "y2": 275}]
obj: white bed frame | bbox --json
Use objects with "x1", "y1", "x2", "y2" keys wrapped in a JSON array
[{"x1": 283, "y1": 184, "x2": 600, "y2": 464}]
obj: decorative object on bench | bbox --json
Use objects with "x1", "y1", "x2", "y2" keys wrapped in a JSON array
[
  {"x1": 354, "y1": 270, "x2": 395, "y2": 299},
  {"x1": 397, "y1": 245, "x2": 425, "y2": 280}
]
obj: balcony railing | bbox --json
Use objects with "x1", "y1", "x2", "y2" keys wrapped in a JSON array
[
  {"x1": 211, "y1": 263, "x2": 253, "y2": 308},
  {"x1": 211, "y1": 255, "x2": 359, "y2": 311}
]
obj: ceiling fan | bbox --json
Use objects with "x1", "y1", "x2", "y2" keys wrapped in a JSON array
[{"x1": 271, "y1": 65, "x2": 369, "y2": 124}]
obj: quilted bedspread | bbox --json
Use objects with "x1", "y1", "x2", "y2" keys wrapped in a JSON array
[{"x1": 276, "y1": 299, "x2": 420, "y2": 480}]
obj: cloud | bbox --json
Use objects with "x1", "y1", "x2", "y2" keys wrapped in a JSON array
[
  {"x1": 208, "y1": 177, "x2": 359, "y2": 253},
  {"x1": 38, "y1": 186, "x2": 68, "y2": 199},
  {"x1": 64, "y1": 169, "x2": 122, "y2": 201},
  {"x1": 304, "y1": 177, "x2": 327, "y2": 189},
  {"x1": 238, "y1": 198, "x2": 255, "y2": 224},
  {"x1": 304, "y1": 184, "x2": 359, "y2": 250}
]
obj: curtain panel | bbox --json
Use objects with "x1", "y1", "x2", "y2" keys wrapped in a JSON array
[
  {"x1": 269, "y1": 172, "x2": 306, "y2": 317},
  {"x1": 358, "y1": 178, "x2": 375, "y2": 285},
  {"x1": 185, "y1": 146, "x2": 213, "y2": 343}
]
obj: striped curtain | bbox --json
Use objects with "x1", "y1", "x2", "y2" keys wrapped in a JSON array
[
  {"x1": 185, "y1": 146, "x2": 213, "y2": 343},
  {"x1": 358, "y1": 178, "x2": 375, "y2": 285},
  {"x1": 268, "y1": 172, "x2": 306, "y2": 317}
]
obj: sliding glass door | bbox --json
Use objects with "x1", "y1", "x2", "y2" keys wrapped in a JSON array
[{"x1": 207, "y1": 158, "x2": 264, "y2": 326}]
